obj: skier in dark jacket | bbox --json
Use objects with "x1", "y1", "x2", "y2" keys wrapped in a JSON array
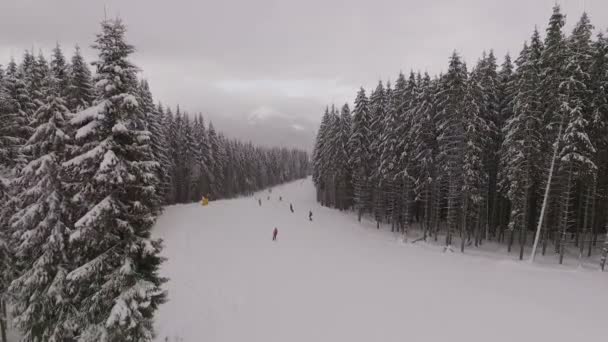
[
  {"x1": 290, "y1": 203, "x2": 294, "y2": 213},
  {"x1": 272, "y1": 227, "x2": 278, "y2": 241},
  {"x1": 258, "y1": 198, "x2": 262, "y2": 206},
  {"x1": 309, "y1": 210, "x2": 313, "y2": 221}
]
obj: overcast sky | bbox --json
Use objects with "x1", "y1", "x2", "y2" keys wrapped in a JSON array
[{"x1": 1, "y1": 0, "x2": 607, "y2": 150}]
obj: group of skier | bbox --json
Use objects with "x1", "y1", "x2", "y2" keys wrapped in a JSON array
[{"x1": 256, "y1": 191, "x2": 313, "y2": 242}]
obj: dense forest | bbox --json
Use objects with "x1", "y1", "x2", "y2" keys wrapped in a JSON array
[
  {"x1": 0, "y1": 18, "x2": 308, "y2": 341},
  {"x1": 313, "y1": 6, "x2": 608, "y2": 267}
]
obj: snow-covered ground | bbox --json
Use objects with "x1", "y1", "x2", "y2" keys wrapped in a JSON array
[{"x1": 153, "y1": 177, "x2": 607, "y2": 342}]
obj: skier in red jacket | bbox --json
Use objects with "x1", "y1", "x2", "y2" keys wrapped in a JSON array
[{"x1": 272, "y1": 227, "x2": 278, "y2": 241}]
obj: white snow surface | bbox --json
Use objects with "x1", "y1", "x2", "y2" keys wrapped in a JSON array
[{"x1": 153, "y1": 177, "x2": 607, "y2": 342}]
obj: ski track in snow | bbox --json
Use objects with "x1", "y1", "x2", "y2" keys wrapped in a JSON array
[{"x1": 153, "y1": 177, "x2": 607, "y2": 342}]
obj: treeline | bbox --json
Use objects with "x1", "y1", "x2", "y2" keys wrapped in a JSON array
[
  {"x1": 159, "y1": 106, "x2": 309, "y2": 205},
  {"x1": 0, "y1": 18, "x2": 308, "y2": 342},
  {"x1": 312, "y1": 6, "x2": 608, "y2": 268}
]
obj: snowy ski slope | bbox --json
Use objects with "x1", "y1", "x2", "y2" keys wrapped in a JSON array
[{"x1": 153, "y1": 177, "x2": 607, "y2": 342}]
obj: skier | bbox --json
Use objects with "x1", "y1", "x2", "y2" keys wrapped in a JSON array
[
  {"x1": 258, "y1": 198, "x2": 262, "y2": 206},
  {"x1": 290, "y1": 203, "x2": 294, "y2": 213},
  {"x1": 309, "y1": 210, "x2": 313, "y2": 221},
  {"x1": 272, "y1": 227, "x2": 278, "y2": 241},
  {"x1": 279, "y1": 196, "x2": 282, "y2": 201}
]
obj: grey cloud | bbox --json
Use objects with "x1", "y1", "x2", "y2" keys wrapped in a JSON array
[{"x1": 1, "y1": 0, "x2": 607, "y2": 150}]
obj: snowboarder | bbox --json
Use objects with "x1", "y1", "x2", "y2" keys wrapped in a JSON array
[
  {"x1": 309, "y1": 210, "x2": 313, "y2": 221},
  {"x1": 272, "y1": 227, "x2": 278, "y2": 241},
  {"x1": 258, "y1": 198, "x2": 262, "y2": 206},
  {"x1": 290, "y1": 203, "x2": 294, "y2": 213}
]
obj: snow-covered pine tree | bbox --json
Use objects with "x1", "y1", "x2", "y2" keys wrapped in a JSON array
[
  {"x1": 409, "y1": 73, "x2": 438, "y2": 240},
  {"x1": 537, "y1": 5, "x2": 567, "y2": 254},
  {"x1": 472, "y1": 51, "x2": 500, "y2": 246},
  {"x1": 208, "y1": 122, "x2": 225, "y2": 199},
  {"x1": 67, "y1": 46, "x2": 95, "y2": 112},
  {"x1": 214, "y1": 133, "x2": 229, "y2": 197},
  {"x1": 29, "y1": 52, "x2": 51, "y2": 111},
  {"x1": 493, "y1": 53, "x2": 516, "y2": 238},
  {"x1": 501, "y1": 30, "x2": 544, "y2": 259},
  {"x1": 19, "y1": 51, "x2": 37, "y2": 117},
  {"x1": 8, "y1": 73, "x2": 72, "y2": 341},
  {"x1": 188, "y1": 115, "x2": 204, "y2": 201},
  {"x1": 333, "y1": 103, "x2": 352, "y2": 210},
  {"x1": 557, "y1": 13, "x2": 596, "y2": 264},
  {"x1": 164, "y1": 106, "x2": 178, "y2": 203},
  {"x1": 436, "y1": 52, "x2": 468, "y2": 250},
  {"x1": 0, "y1": 59, "x2": 31, "y2": 167},
  {"x1": 460, "y1": 60, "x2": 490, "y2": 253},
  {"x1": 194, "y1": 113, "x2": 211, "y2": 198},
  {"x1": 378, "y1": 75, "x2": 404, "y2": 232},
  {"x1": 183, "y1": 113, "x2": 199, "y2": 201},
  {"x1": 138, "y1": 80, "x2": 170, "y2": 208},
  {"x1": 348, "y1": 88, "x2": 371, "y2": 220},
  {"x1": 395, "y1": 72, "x2": 419, "y2": 237},
  {"x1": 322, "y1": 105, "x2": 340, "y2": 207},
  {"x1": 0, "y1": 59, "x2": 31, "y2": 338},
  {"x1": 313, "y1": 107, "x2": 331, "y2": 204},
  {"x1": 171, "y1": 107, "x2": 186, "y2": 202},
  {"x1": 368, "y1": 81, "x2": 386, "y2": 228},
  {"x1": 589, "y1": 33, "x2": 608, "y2": 265},
  {"x1": 50, "y1": 44, "x2": 70, "y2": 99},
  {"x1": 62, "y1": 19, "x2": 166, "y2": 341}
]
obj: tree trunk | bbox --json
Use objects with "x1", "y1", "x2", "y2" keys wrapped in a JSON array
[
  {"x1": 422, "y1": 182, "x2": 431, "y2": 241},
  {"x1": 519, "y1": 185, "x2": 529, "y2": 260},
  {"x1": 461, "y1": 194, "x2": 468, "y2": 253},
  {"x1": 579, "y1": 183, "x2": 593, "y2": 263},
  {"x1": 433, "y1": 180, "x2": 442, "y2": 242},
  {"x1": 600, "y1": 200, "x2": 608, "y2": 270},
  {"x1": 508, "y1": 226, "x2": 514, "y2": 253},
  {"x1": 586, "y1": 186, "x2": 597, "y2": 258},
  {"x1": 0, "y1": 298, "x2": 7, "y2": 342},
  {"x1": 559, "y1": 166, "x2": 573, "y2": 265},
  {"x1": 446, "y1": 178, "x2": 458, "y2": 248},
  {"x1": 574, "y1": 184, "x2": 583, "y2": 247}
]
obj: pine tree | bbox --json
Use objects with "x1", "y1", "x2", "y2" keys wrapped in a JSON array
[
  {"x1": 138, "y1": 80, "x2": 170, "y2": 208},
  {"x1": 436, "y1": 52, "x2": 469, "y2": 250},
  {"x1": 348, "y1": 88, "x2": 371, "y2": 220},
  {"x1": 67, "y1": 46, "x2": 95, "y2": 112},
  {"x1": 535, "y1": 6, "x2": 567, "y2": 255},
  {"x1": 333, "y1": 103, "x2": 352, "y2": 210},
  {"x1": 501, "y1": 30, "x2": 544, "y2": 259},
  {"x1": 50, "y1": 44, "x2": 70, "y2": 99},
  {"x1": 379, "y1": 75, "x2": 405, "y2": 232},
  {"x1": 493, "y1": 53, "x2": 516, "y2": 237},
  {"x1": 181, "y1": 114, "x2": 197, "y2": 202},
  {"x1": 8, "y1": 76, "x2": 72, "y2": 341},
  {"x1": 20, "y1": 51, "x2": 37, "y2": 116},
  {"x1": 208, "y1": 122, "x2": 225, "y2": 199},
  {"x1": 62, "y1": 19, "x2": 165, "y2": 340},
  {"x1": 590, "y1": 33, "x2": 608, "y2": 265},
  {"x1": 194, "y1": 113, "x2": 211, "y2": 198},
  {"x1": 313, "y1": 107, "x2": 331, "y2": 204},
  {"x1": 368, "y1": 81, "x2": 386, "y2": 227},
  {"x1": 409, "y1": 73, "x2": 438, "y2": 240},
  {"x1": 30, "y1": 52, "x2": 51, "y2": 110},
  {"x1": 395, "y1": 72, "x2": 419, "y2": 236},
  {"x1": 0, "y1": 59, "x2": 31, "y2": 167},
  {"x1": 557, "y1": 12, "x2": 596, "y2": 264}
]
